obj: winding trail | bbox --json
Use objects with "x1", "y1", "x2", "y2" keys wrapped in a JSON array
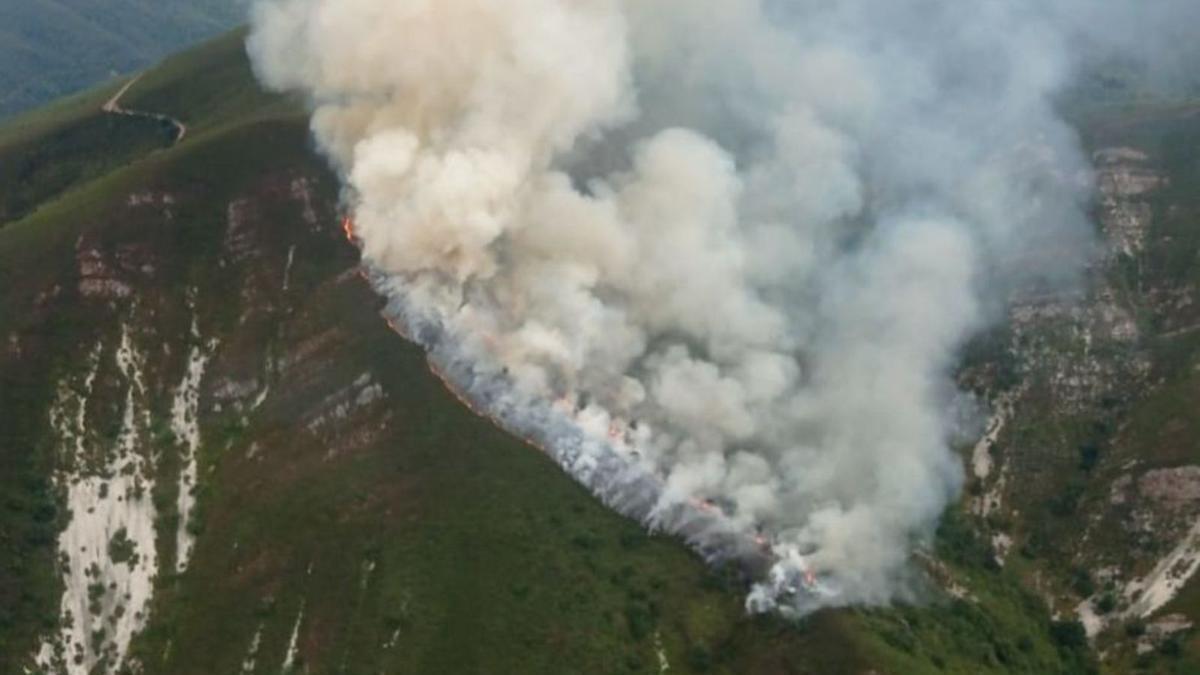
[{"x1": 103, "y1": 74, "x2": 187, "y2": 144}]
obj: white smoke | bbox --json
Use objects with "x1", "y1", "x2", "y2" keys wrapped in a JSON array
[{"x1": 247, "y1": 0, "x2": 1185, "y2": 614}]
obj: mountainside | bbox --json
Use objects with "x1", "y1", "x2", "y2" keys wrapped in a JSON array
[
  {"x1": 958, "y1": 100, "x2": 1200, "y2": 671},
  {"x1": 0, "y1": 30, "x2": 1197, "y2": 675},
  {"x1": 0, "y1": 0, "x2": 240, "y2": 119}
]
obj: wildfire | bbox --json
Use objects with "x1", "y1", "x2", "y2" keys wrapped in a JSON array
[
  {"x1": 341, "y1": 216, "x2": 357, "y2": 243},
  {"x1": 364, "y1": 238, "x2": 791, "y2": 591}
]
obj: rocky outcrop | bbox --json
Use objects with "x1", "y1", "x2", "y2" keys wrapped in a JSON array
[{"x1": 35, "y1": 330, "x2": 159, "y2": 675}]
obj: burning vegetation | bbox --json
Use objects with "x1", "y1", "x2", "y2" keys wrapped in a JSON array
[{"x1": 250, "y1": 0, "x2": 1200, "y2": 615}]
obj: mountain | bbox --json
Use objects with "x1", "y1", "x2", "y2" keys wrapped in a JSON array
[
  {"x1": 0, "y1": 0, "x2": 241, "y2": 119},
  {"x1": 0, "y1": 29, "x2": 1196, "y2": 674}
]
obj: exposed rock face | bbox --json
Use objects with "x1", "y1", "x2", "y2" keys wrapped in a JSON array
[
  {"x1": 172, "y1": 312, "x2": 216, "y2": 574},
  {"x1": 288, "y1": 177, "x2": 320, "y2": 230},
  {"x1": 1095, "y1": 147, "x2": 1165, "y2": 259},
  {"x1": 223, "y1": 199, "x2": 259, "y2": 265},
  {"x1": 959, "y1": 125, "x2": 1200, "y2": 661},
  {"x1": 1139, "y1": 467, "x2": 1200, "y2": 512},
  {"x1": 1124, "y1": 520, "x2": 1200, "y2": 619},
  {"x1": 26, "y1": 168, "x2": 343, "y2": 674},
  {"x1": 1137, "y1": 613, "x2": 1194, "y2": 655},
  {"x1": 970, "y1": 388, "x2": 1019, "y2": 523},
  {"x1": 35, "y1": 331, "x2": 159, "y2": 674},
  {"x1": 1007, "y1": 284, "x2": 1147, "y2": 416},
  {"x1": 76, "y1": 246, "x2": 132, "y2": 300},
  {"x1": 301, "y1": 371, "x2": 390, "y2": 461}
]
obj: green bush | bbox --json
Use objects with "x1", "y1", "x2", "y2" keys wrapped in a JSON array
[
  {"x1": 1049, "y1": 620, "x2": 1087, "y2": 649},
  {"x1": 687, "y1": 645, "x2": 713, "y2": 672},
  {"x1": 1070, "y1": 568, "x2": 1096, "y2": 597},
  {"x1": 1078, "y1": 443, "x2": 1101, "y2": 472},
  {"x1": 107, "y1": 528, "x2": 137, "y2": 565},
  {"x1": 624, "y1": 603, "x2": 654, "y2": 641},
  {"x1": 1160, "y1": 636, "x2": 1183, "y2": 658}
]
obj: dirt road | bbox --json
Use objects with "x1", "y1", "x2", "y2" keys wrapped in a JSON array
[{"x1": 103, "y1": 74, "x2": 187, "y2": 144}]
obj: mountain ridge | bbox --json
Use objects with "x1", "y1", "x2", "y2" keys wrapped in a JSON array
[{"x1": 0, "y1": 28, "x2": 1196, "y2": 674}]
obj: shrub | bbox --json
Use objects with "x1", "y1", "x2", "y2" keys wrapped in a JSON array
[
  {"x1": 687, "y1": 645, "x2": 713, "y2": 672},
  {"x1": 1049, "y1": 620, "x2": 1087, "y2": 649},
  {"x1": 570, "y1": 532, "x2": 601, "y2": 551},
  {"x1": 1078, "y1": 443, "x2": 1101, "y2": 472},
  {"x1": 1070, "y1": 569, "x2": 1096, "y2": 597},
  {"x1": 1160, "y1": 636, "x2": 1183, "y2": 658},
  {"x1": 624, "y1": 603, "x2": 653, "y2": 641},
  {"x1": 108, "y1": 528, "x2": 136, "y2": 565},
  {"x1": 1048, "y1": 480, "x2": 1085, "y2": 517}
]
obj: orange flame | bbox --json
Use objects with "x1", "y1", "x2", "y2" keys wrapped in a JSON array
[
  {"x1": 342, "y1": 216, "x2": 357, "y2": 243},
  {"x1": 689, "y1": 497, "x2": 719, "y2": 515},
  {"x1": 383, "y1": 317, "x2": 410, "y2": 340},
  {"x1": 607, "y1": 421, "x2": 624, "y2": 441}
]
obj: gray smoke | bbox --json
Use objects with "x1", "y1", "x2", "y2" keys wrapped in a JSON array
[{"x1": 247, "y1": 0, "x2": 1192, "y2": 614}]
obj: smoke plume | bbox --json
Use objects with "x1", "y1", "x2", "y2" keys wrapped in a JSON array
[{"x1": 247, "y1": 0, "x2": 1188, "y2": 614}]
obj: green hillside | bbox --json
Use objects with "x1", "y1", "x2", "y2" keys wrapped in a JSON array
[
  {"x1": 4, "y1": 28, "x2": 1197, "y2": 674},
  {"x1": 0, "y1": 0, "x2": 240, "y2": 119}
]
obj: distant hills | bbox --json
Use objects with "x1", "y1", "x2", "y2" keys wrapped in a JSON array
[{"x1": 0, "y1": 0, "x2": 242, "y2": 119}]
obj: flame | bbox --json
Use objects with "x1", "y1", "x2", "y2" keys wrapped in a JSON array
[
  {"x1": 607, "y1": 420, "x2": 624, "y2": 441},
  {"x1": 383, "y1": 317, "x2": 410, "y2": 340},
  {"x1": 689, "y1": 497, "x2": 719, "y2": 515},
  {"x1": 342, "y1": 216, "x2": 357, "y2": 243}
]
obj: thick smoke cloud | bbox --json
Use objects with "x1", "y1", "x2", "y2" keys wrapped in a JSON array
[{"x1": 248, "y1": 0, "x2": 1186, "y2": 613}]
